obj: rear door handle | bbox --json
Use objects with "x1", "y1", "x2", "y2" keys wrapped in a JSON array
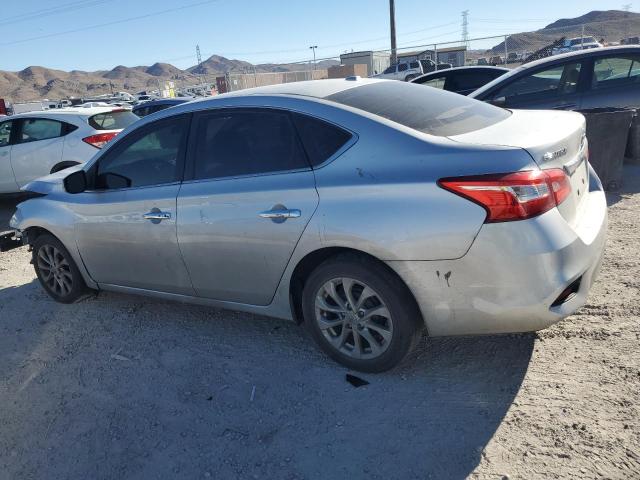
[
  {"x1": 143, "y1": 211, "x2": 171, "y2": 221},
  {"x1": 259, "y1": 208, "x2": 301, "y2": 220}
]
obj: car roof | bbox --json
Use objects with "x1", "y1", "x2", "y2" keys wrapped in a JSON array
[
  {"x1": 471, "y1": 45, "x2": 640, "y2": 98},
  {"x1": 7, "y1": 106, "x2": 125, "y2": 119},
  {"x1": 414, "y1": 65, "x2": 508, "y2": 78}
]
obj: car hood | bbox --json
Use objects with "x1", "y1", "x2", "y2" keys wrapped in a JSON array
[{"x1": 21, "y1": 164, "x2": 84, "y2": 195}]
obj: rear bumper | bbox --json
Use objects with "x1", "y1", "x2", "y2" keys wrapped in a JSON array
[{"x1": 388, "y1": 187, "x2": 608, "y2": 336}]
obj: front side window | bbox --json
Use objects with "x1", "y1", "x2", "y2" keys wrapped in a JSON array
[
  {"x1": 410, "y1": 62, "x2": 420, "y2": 69},
  {"x1": 383, "y1": 66, "x2": 395, "y2": 74},
  {"x1": 19, "y1": 118, "x2": 63, "y2": 143},
  {"x1": 494, "y1": 62, "x2": 582, "y2": 100},
  {"x1": 192, "y1": 109, "x2": 309, "y2": 181},
  {"x1": 0, "y1": 121, "x2": 12, "y2": 147},
  {"x1": 398, "y1": 63, "x2": 409, "y2": 72},
  {"x1": 95, "y1": 115, "x2": 189, "y2": 189},
  {"x1": 592, "y1": 55, "x2": 640, "y2": 89}
]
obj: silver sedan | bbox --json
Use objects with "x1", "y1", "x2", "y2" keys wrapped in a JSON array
[{"x1": 6, "y1": 78, "x2": 607, "y2": 372}]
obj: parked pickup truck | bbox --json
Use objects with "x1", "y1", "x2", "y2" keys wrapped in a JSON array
[{"x1": 373, "y1": 59, "x2": 452, "y2": 81}]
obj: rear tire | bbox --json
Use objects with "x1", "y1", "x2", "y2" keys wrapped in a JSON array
[
  {"x1": 302, "y1": 254, "x2": 423, "y2": 372},
  {"x1": 32, "y1": 234, "x2": 91, "y2": 303}
]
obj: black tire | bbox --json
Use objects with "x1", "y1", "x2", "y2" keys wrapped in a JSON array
[
  {"x1": 302, "y1": 254, "x2": 423, "y2": 373},
  {"x1": 32, "y1": 233, "x2": 92, "y2": 303},
  {"x1": 404, "y1": 74, "x2": 419, "y2": 81}
]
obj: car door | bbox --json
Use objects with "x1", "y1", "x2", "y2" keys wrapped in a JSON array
[
  {"x1": 72, "y1": 114, "x2": 195, "y2": 295},
  {"x1": 580, "y1": 52, "x2": 640, "y2": 109},
  {"x1": 486, "y1": 61, "x2": 586, "y2": 110},
  {"x1": 177, "y1": 108, "x2": 320, "y2": 306},
  {"x1": 0, "y1": 120, "x2": 18, "y2": 193},
  {"x1": 10, "y1": 117, "x2": 66, "y2": 187}
]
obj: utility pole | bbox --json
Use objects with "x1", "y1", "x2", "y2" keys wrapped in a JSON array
[
  {"x1": 389, "y1": 0, "x2": 397, "y2": 65},
  {"x1": 309, "y1": 45, "x2": 318, "y2": 70},
  {"x1": 461, "y1": 10, "x2": 469, "y2": 48}
]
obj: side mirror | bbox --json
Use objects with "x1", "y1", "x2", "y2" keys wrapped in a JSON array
[
  {"x1": 490, "y1": 96, "x2": 507, "y2": 108},
  {"x1": 63, "y1": 170, "x2": 87, "y2": 194}
]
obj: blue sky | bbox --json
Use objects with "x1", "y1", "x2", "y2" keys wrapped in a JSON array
[{"x1": 1, "y1": 0, "x2": 634, "y2": 72}]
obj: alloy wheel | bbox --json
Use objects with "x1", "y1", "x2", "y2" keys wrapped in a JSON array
[
  {"x1": 314, "y1": 277, "x2": 393, "y2": 359},
  {"x1": 37, "y1": 244, "x2": 73, "y2": 297}
]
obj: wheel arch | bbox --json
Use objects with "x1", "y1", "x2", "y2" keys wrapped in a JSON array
[{"x1": 287, "y1": 246, "x2": 423, "y2": 327}]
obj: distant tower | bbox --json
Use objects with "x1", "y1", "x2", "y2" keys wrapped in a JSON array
[
  {"x1": 461, "y1": 10, "x2": 470, "y2": 47},
  {"x1": 196, "y1": 44, "x2": 203, "y2": 71},
  {"x1": 623, "y1": 3, "x2": 631, "y2": 12}
]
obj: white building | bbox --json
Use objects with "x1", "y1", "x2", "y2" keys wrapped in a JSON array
[{"x1": 339, "y1": 51, "x2": 391, "y2": 77}]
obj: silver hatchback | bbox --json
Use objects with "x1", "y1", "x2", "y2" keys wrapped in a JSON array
[{"x1": 7, "y1": 78, "x2": 607, "y2": 372}]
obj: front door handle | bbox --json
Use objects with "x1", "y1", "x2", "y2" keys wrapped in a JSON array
[
  {"x1": 259, "y1": 208, "x2": 301, "y2": 221},
  {"x1": 143, "y1": 211, "x2": 171, "y2": 221}
]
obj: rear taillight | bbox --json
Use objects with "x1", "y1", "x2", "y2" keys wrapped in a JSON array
[
  {"x1": 438, "y1": 169, "x2": 571, "y2": 223},
  {"x1": 82, "y1": 132, "x2": 118, "y2": 149}
]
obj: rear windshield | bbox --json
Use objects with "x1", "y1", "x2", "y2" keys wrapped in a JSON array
[
  {"x1": 88, "y1": 110, "x2": 139, "y2": 130},
  {"x1": 326, "y1": 81, "x2": 510, "y2": 136}
]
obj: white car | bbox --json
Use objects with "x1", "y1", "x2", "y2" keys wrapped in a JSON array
[
  {"x1": 0, "y1": 107, "x2": 138, "y2": 194},
  {"x1": 553, "y1": 36, "x2": 603, "y2": 55},
  {"x1": 373, "y1": 61, "x2": 424, "y2": 81}
]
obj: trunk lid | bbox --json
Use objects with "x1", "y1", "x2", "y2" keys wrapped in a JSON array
[{"x1": 447, "y1": 109, "x2": 589, "y2": 226}]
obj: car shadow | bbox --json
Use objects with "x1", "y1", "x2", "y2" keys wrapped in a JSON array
[
  {"x1": 0, "y1": 277, "x2": 534, "y2": 480},
  {"x1": 606, "y1": 163, "x2": 640, "y2": 207}
]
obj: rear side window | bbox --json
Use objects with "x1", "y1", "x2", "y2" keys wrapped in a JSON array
[
  {"x1": 451, "y1": 71, "x2": 497, "y2": 91},
  {"x1": 89, "y1": 110, "x2": 139, "y2": 130},
  {"x1": 192, "y1": 109, "x2": 309, "y2": 180},
  {"x1": 592, "y1": 55, "x2": 640, "y2": 89},
  {"x1": 292, "y1": 113, "x2": 352, "y2": 167},
  {"x1": 398, "y1": 63, "x2": 408, "y2": 72},
  {"x1": 326, "y1": 81, "x2": 510, "y2": 137},
  {"x1": 19, "y1": 118, "x2": 64, "y2": 143},
  {"x1": 410, "y1": 62, "x2": 420, "y2": 69}
]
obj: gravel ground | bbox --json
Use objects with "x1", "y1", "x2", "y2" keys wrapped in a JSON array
[{"x1": 0, "y1": 166, "x2": 639, "y2": 480}]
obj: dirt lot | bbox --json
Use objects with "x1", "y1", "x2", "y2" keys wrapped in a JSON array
[{"x1": 0, "y1": 166, "x2": 639, "y2": 480}]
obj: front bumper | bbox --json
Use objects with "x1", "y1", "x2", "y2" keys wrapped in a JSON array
[{"x1": 388, "y1": 187, "x2": 608, "y2": 337}]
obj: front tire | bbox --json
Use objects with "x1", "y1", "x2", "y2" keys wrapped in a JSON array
[
  {"x1": 32, "y1": 234, "x2": 91, "y2": 303},
  {"x1": 302, "y1": 254, "x2": 423, "y2": 372}
]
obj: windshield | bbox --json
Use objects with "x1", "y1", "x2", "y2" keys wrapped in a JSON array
[
  {"x1": 326, "y1": 81, "x2": 510, "y2": 137},
  {"x1": 89, "y1": 110, "x2": 139, "y2": 130}
]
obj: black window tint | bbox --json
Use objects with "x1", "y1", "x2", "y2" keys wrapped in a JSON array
[
  {"x1": 96, "y1": 116, "x2": 189, "y2": 189},
  {"x1": 327, "y1": 81, "x2": 510, "y2": 137},
  {"x1": 0, "y1": 121, "x2": 13, "y2": 147},
  {"x1": 495, "y1": 62, "x2": 582, "y2": 100},
  {"x1": 89, "y1": 110, "x2": 139, "y2": 130},
  {"x1": 133, "y1": 106, "x2": 148, "y2": 117},
  {"x1": 193, "y1": 110, "x2": 309, "y2": 180},
  {"x1": 292, "y1": 113, "x2": 352, "y2": 167},
  {"x1": 398, "y1": 63, "x2": 409, "y2": 72},
  {"x1": 383, "y1": 66, "x2": 395, "y2": 74},
  {"x1": 19, "y1": 118, "x2": 63, "y2": 143},
  {"x1": 410, "y1": 62, "x2": 420, "y2": 69},
  {"x1": 451, "y1": 71, "x2": 489, "y2": 91}
]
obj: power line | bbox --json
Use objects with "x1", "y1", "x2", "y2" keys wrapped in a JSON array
[
  {"x1": 0, "y1": 0, "x2": 112, "y2": 25},
  {"x1": 0, "y1": 0, "x2": 224, "y2": 46}
]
